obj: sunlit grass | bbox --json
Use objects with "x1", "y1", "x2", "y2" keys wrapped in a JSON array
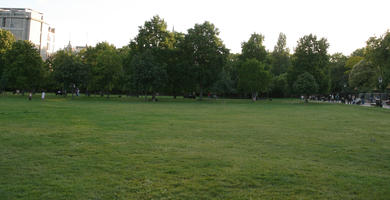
[{"x1": 0, "y1": 95, "x2": 389, "y2": 199}]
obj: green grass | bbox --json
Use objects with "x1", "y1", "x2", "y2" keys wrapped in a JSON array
[{"x1": 0, "y1": 94, "x2": 389, "y2": 199}]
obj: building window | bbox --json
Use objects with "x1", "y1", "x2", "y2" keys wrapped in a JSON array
[{"x1": 2, "y1": 18, "x2": 5, "y2": 27}]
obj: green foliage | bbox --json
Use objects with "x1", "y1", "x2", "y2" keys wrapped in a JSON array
[
  {"x1": 4, "y1": 18, "x2": 390, "y2": 97},
  {"x1": 51, "y1": 50, "x2": 88, "y2": 94},
  {"x1": 293, "y1": 72, "x2": 319, "y2": 97},
  {"x1": 238, "y1": 59, "x2": 271, "y2": 100},
  {"x1": 211, "y1": 67, "x2": 235, "y2": 96},
  {"x1": 240, "y1": 33, "x2": 267, "y2": 62},
  {"x1": 0, "y1": 29, "x2": 15, "y2": 54},
  {"x1": 182, "y1": 21, "x2": 229, "y2": 99},
  {"x1": 345, "y1": 56, "x2": 363, "y2": 74},
  {"x1": 365, "y1": 31, "x2": 390, "y2": 91},
  {"x1": 0, "y1": 29, "x2": 15, "y2": 87},
  {"x1": 290, "y1": 34, "x2": 329, "y2": 94},
  {"x1": 126, "y1": 16, "x2": 175, "y2": 98},
  {"x1": 82, "y1": 42, "x2": 122, "y2": 95},
  {"x1": 131, "y1": 15, "x2": 171, "y2": 52},
  {"x1": 270, "y1": 73, "x2": 289, "y2": 97},
  {"x1": 271, "y1": 33, "x2": 291, "y2": 76},
  {"x1": 1, "y1": 40, "x2": 44, "y2": 92},
  {"x1": 95, "y1": 45, "x2": 123, "y2": 95},
  {"x1": 348, "y1": 60, "x2": 377, "y2": 92},
  {"x1": 350, "y1": 47, "x2": 365, "y2": 57},
  {"x1": 164, "y1": 32, "x2": 191, "y2": 97},
  {"x1": 329, "y1": 53, "x2": 348, "y2": 93},
  {"x1": 130, "y1": 49, "x2": 167, "y2": 98}
]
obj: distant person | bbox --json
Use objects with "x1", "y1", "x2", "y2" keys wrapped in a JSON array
[
  {"x1": 41, "y1": 91, "x2": 45, "y2": 100},
  {"x1": 28, "y1": 92, "x2": 32, "y2": 101}
]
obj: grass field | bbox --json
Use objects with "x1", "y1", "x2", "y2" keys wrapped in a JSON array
[{"x1": 0, "y1": 95, "x2": 389, "y2": 199}]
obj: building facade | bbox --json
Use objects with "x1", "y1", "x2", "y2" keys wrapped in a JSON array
[{"x1": 0, "y1": 8, "x2": 55, "y2": 59}]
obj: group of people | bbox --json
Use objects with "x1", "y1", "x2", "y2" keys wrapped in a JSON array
[
  {"x1": 308, "y1": 93, "x2": 389, "y2": 107},
  {"x1": 27, "y1": 88, "x2": 83, "y2": 101}
]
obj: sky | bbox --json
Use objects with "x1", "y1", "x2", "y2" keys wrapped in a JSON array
[{"x1": 1, "y1": 0, "x2": 390, "y2": 55}]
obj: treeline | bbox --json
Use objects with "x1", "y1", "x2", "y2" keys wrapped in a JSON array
[{"x1": 0, "y1": 16, "x2": 389, "y2": 100}]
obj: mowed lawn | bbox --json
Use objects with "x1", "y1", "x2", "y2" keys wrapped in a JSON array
[{"x1": 0, "y1": 95, "x2": 389, "y2": 200}]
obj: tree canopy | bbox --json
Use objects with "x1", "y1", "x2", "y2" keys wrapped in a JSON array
[
  {"x1": 181, "y1": 21, "x2": 229, "y2": 99},
  {"x1": 238, "y1": 59, "x2": 271, "y2": 101},
  {"x1": 1, "y1": 40, "x2": 44, "y2": 92},
  {"x1": 348, "y1": 60, "x2": 377, "y2": 92},
  {"x1": 289, "y1": 34, "x2": 329, "y2": 94},
  {"x1": 271, "y1": 33, "x2": 291, "y2": 76},
  {"x1": 51, "y1": 50, "x2": 88, "y2": 95},
  {"x1": 240, "y1": 33, "x2": 267, "y2": 62},
  {"x1": 293, "y1": 72, "x2": 319, "y2": 100},
  {"x1": 0, "y1": 29, "x2": 15, "y2": 90},
  {"x1": 1, "y1": 17, "x2": 389, "y2": 101},
  {"x1": 365, "y1": 31, "x2": 390, "y2": 91}
]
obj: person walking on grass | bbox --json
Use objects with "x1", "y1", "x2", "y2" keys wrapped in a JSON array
[
  {"x1": 28, "y1": 92, "x2": 32, "y2": 101},
  {"x1": 41, "y1": 91, "x2": 45, "y2": 100}
]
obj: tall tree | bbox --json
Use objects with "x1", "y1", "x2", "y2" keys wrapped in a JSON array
[
  {"x1": 130, "y1": 49, "x2": 167, "y2": 101},
  {"x1": 212, "y1": 53, "x2": 240, "y2": 97},
  {"x1": 348, "y1": 60, "x2": 377, "y2": 92},
  {"x1": 329, "y1": 53, "x2": 348, "y2": 94},
  {"x1": 270, "y1": 73, "x2": 289, "y2": 98},
  {"x1": 365, "y1": 31, "x2": 390, "y2": 91},
  {"x1": 82, "y1": 42, "x2": 122, "y2": 96},
  {"x1": 126, "y1": 16, "x2": 171, "y2": 98},
  {"x1": 131, "y1": 15, "x2": 171, "y2": 52},
  {"x1": 345, "y1": 56, "x2": 364, "y2": 75},
  {"x1": 293, "y1": 72, "x2": 319, "y2": 102},
  {"x1": 95, "y1": 45, "x2": 123, "y2": 97},
  {"x1": 289, "y1": 34, "x2": 329, "y2": 94},
  {"x1": 118, "y1": 46, "x2": 133, "y2": 95},
  {"x1": 0, "y1": 29, "x2": 15, "y2": 90},
  {"x1": 240, "y1": 33, "x2": 267, "y2": 62},
  {"x1": 51, "y1": 50, "x2": 88, "y2": 96},
  {"x1": 238, "y1": 59, "x2": 271, "y2": 101},
  {"x1": 181, "y1": 21, "x2": 229, "y2": 99},
  {"x1": 271, "y1": 33, "x2": 291, "y2": 76},
  {"x1": 164, "y1": 31, "x2": 191, "y2": 98},
  {"x1": 1, "y1": 40, "x2": 44, "y2": 92}
]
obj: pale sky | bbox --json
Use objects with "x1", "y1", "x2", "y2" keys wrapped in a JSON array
[{"x1": 1, "y1": 0, "x2": 390, "y2": 55}]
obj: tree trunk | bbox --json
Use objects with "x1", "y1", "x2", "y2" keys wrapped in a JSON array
[
  {"x1": 199, "y1": 87, "x2": 203, "y2": 100},
  {"x1": 152, "y1": 92, "x2": 156, "y2": 102},
  {"x1": 173, "y1": 90, "x2": 177, "y2": 99},
  {"x1": 144, "y1": 92, "x2": 147, "y2": 102}
]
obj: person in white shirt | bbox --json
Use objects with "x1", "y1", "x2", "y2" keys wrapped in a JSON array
[{"x1": 41, "y1": 91, "x2": 45, "y2": 100}]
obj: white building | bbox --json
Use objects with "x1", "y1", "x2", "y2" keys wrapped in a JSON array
[{"x1": 0, "y1": 8, "x2": 55, "y2": 59}]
